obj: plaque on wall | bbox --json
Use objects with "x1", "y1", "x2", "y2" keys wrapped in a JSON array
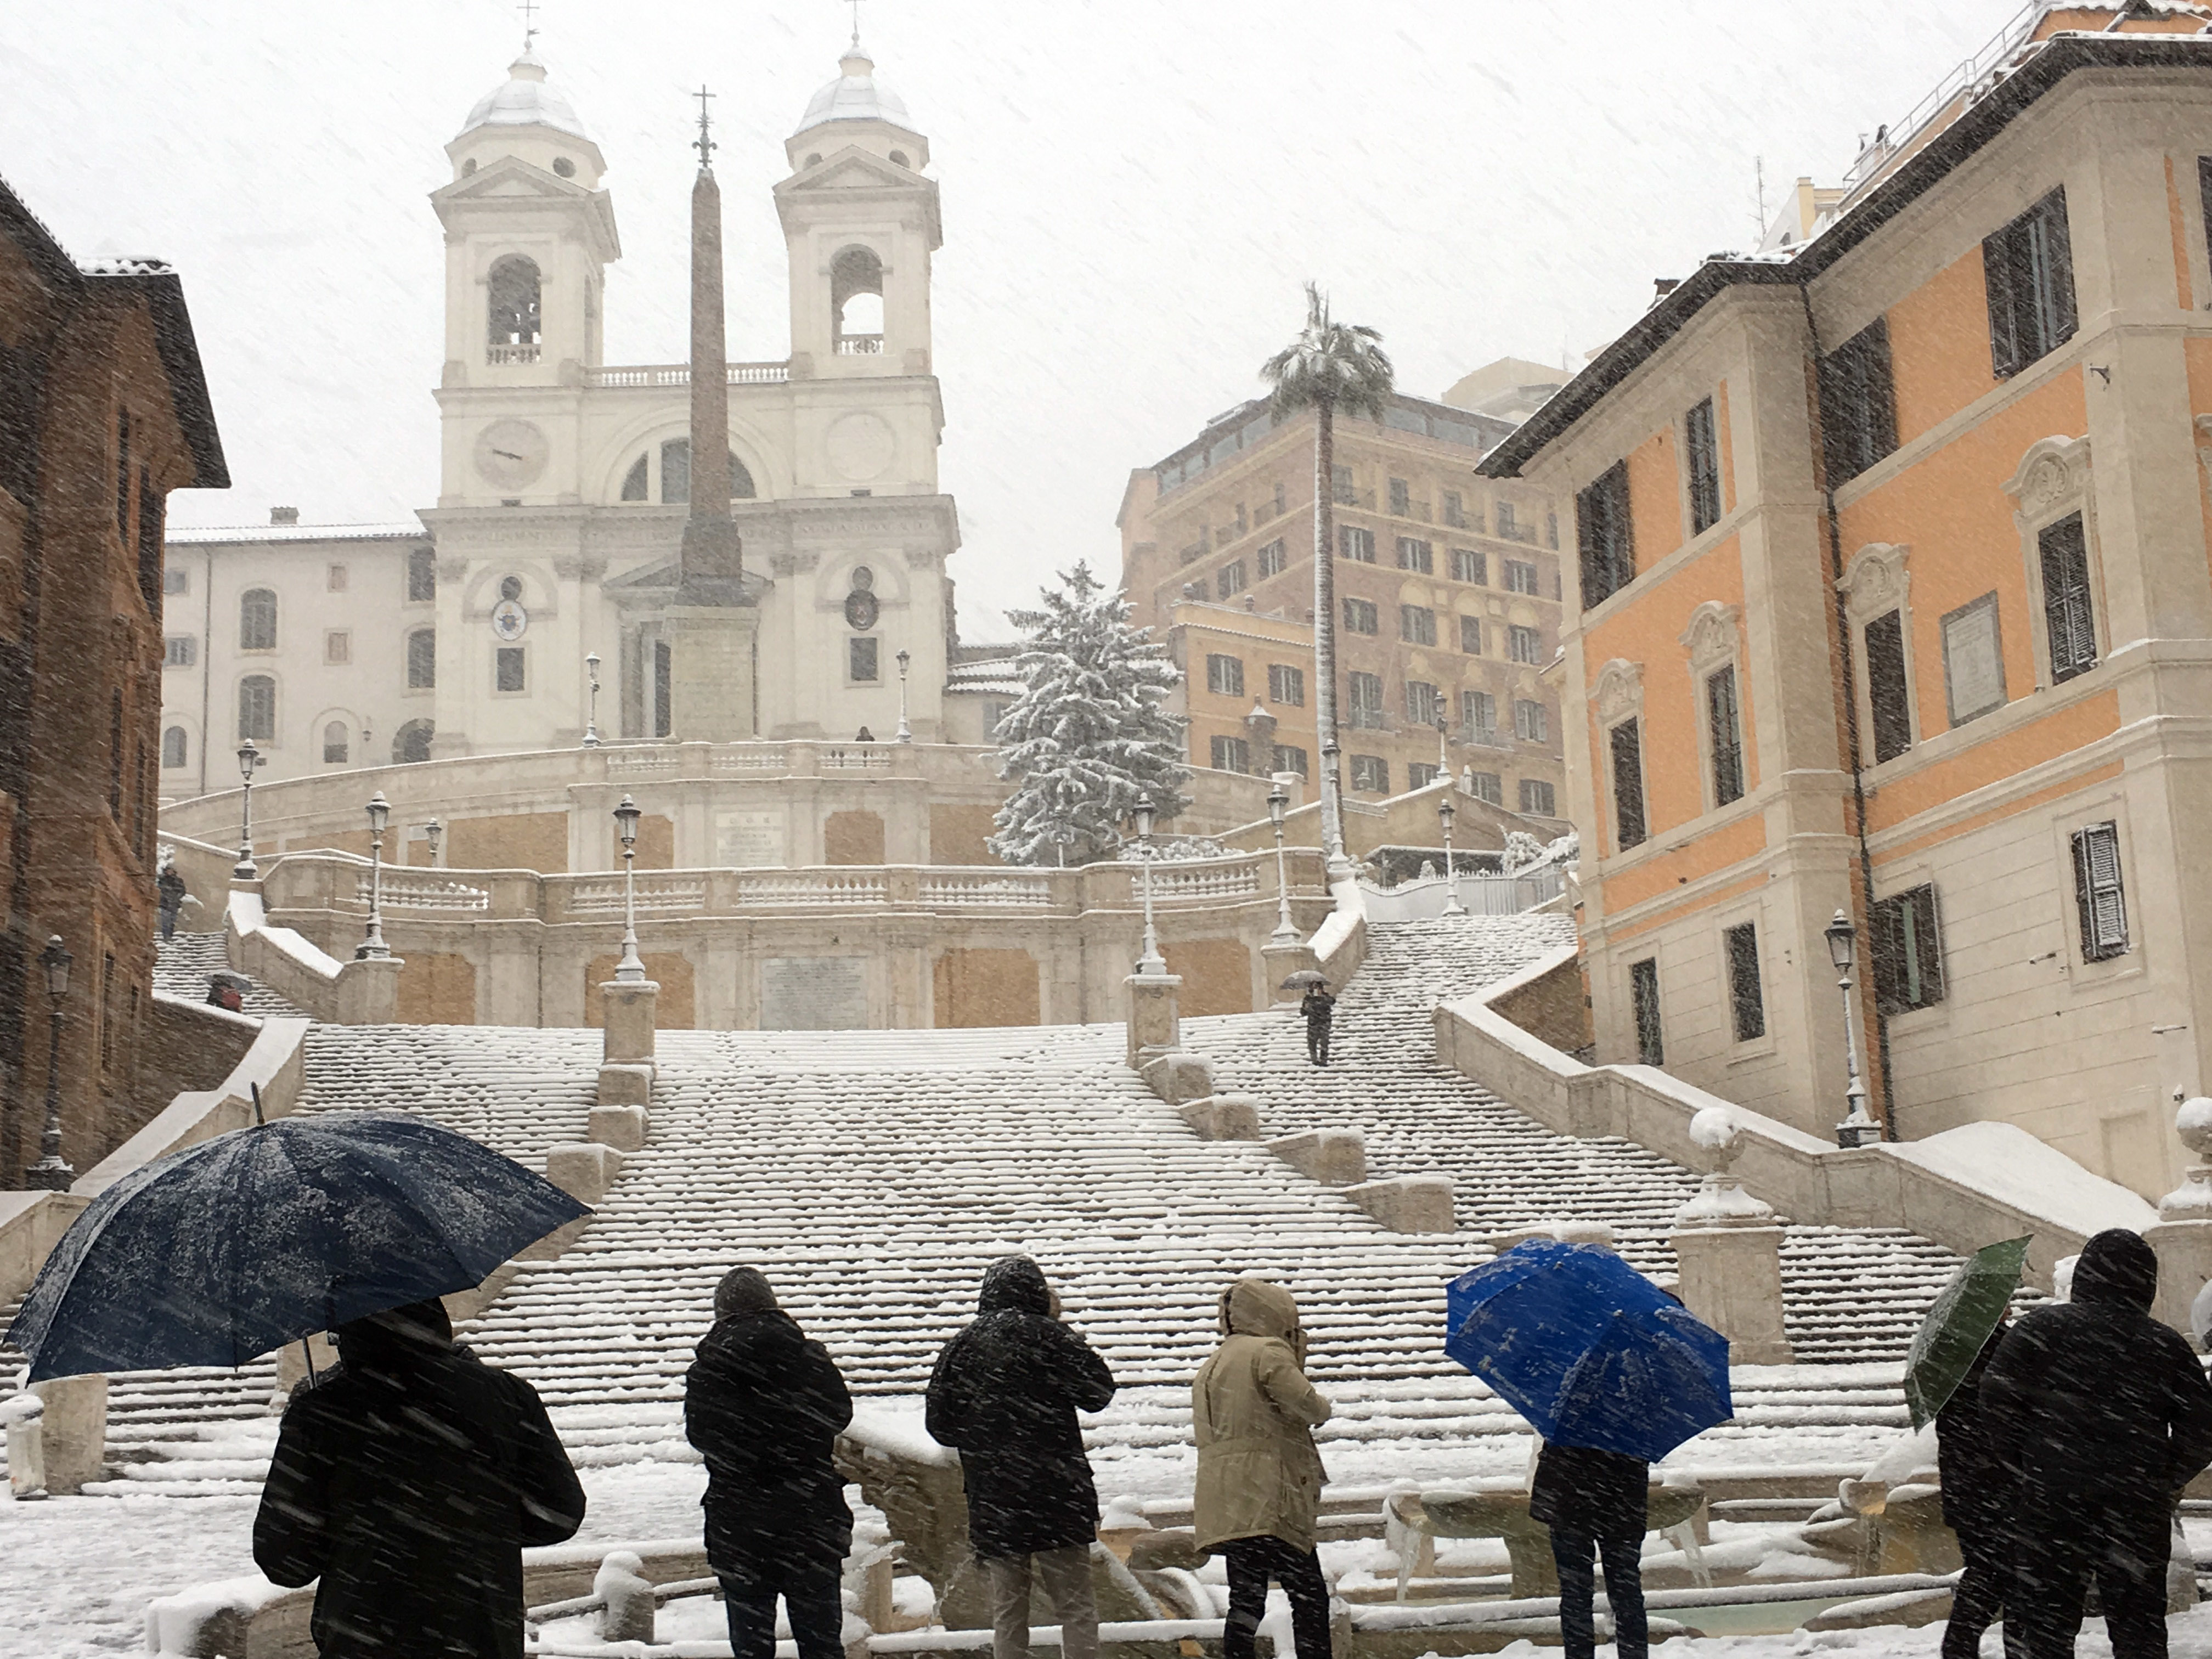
[
  {"x1": 761, "y1": 956, "x2": 869, "y2": 1030},
  {"x1": 714, "y1": 808, "x2": 786, "y2": 868}
]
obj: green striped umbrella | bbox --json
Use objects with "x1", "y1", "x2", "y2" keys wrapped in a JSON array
[{"x1": 1903, "y1": 1235, "x2": 2032, "y2": 1430}]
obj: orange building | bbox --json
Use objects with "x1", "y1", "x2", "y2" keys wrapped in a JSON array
[
  {"x1": 1482, "y1": 17, "x2": 2212, "y2": 1196},
  {"x1": 1119, "y1": 383, "x2": 1570, "y2": 827},
  {"x1": 0, "y1": 176, "x2": 227, "y2": 1184}
]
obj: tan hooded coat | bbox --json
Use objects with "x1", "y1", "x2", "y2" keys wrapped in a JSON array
[{"x1": 1192, "y1": 1279, "x2": 1333, "y2": 1553}]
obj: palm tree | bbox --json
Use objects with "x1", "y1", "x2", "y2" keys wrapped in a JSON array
[{"x1": 1261, "y1": 283, "x2": 1393, "y2": 876}]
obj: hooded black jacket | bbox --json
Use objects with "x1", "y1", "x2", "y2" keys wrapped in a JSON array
[
  {"x1": 1528, "y1": 1441, "x2": 1649, "y2": 1541},
  {"x1": 685, "y1": 1307, "x2": 855, "y2": 1571},
  {"x1": 253, "y1": 1307, "x2": 586, "y2": 1659},
  {"x1": 924, "y1": 1256, "x2": 1118, "y2": 1559},
  {"x1": 1981, "y1": 1228, "x2": 2212, "y2": 1536}
]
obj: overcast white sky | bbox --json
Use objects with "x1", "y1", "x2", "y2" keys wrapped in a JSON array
[{"x1": 4, "y1": 1, "x2": 2005, "y2": 635}]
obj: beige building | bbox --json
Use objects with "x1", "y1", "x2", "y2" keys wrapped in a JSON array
[
  {"x1": 1119, "y1": 377, "x2": 1570, "y2": 824},
  {"x1": 161, "y1": 35, "x2": 1003, "y2": 792},
  {"x1": 1480, "y1": 9, "x2": 2212, "y2": 1196}
]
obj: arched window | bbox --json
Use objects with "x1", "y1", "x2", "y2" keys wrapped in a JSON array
[
  {"x1": 407, "y1": 628, "x2": 437, "y2": 689},
  {"x1": 393, "y1": 719, "x2": 435, "y2": 765},
  {"x1": 323, "y1": 721, "x2": 349, "y2": 765},
  {"x1": 238, "y1": 675, "x2": 275, "y2": 742},
  {"x1": 831, "y1": 245, "x2": 885, "y2": 354},
  {"x1": 407, "y1": 546, "x2": 437, "y2": 602},
  {"x1": 487, "y1": 255, "x2": 542, "y2": 348},
  {"x1": 161, "y1": 725, "x2": 188, "y2": 769},
  {"x1": 240, "y1": 588, "x2": 277, "y2": 651},
  {"x1": 657, "y1": 439, "x2": 756, "y2": 504},
  {"x1": 620, "y1": 454, "x2": 648, "y2": 501}
]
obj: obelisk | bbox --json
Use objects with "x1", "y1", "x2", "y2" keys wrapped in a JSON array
[{"x1": 667, "y1": 87, "x2": 759, "y2": 741}]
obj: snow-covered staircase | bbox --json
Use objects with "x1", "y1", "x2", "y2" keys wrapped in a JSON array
[{"x1": 152, "y1": 932, "x2": 311, "y2": 1018}]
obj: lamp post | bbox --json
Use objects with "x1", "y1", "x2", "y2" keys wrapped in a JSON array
[
  {"x1": 583, "y1": 652, "x2": 602, "y2": 748},
  {"x1": 356, "y1": 792, "x2": 392, "y2": 959},
  {"x1": 1319, "y1": 739, "x2": 1349, "y2": 878},
  {"x1": 1133, "y1": 794, "x2": 1166, "y2": 975},
  {"x1": 895, "y1": 648, "x2": 913, "y2": 744},
  {"x1": 24, "y1": 935, "x2": 74, "y2": 1190},
  {"x1": 613, "y1": 794, "x2": 646, "y2": 984},
  {"x1": 1438, "y1": 793, "x2": 1467, "y2": 916},
  {"x1": 1435, "y1": 710, "x2": 1451, "y2": 780},
  {"x1": 424, "y1": 817, "x2": 444, "y2": 870},
  {"x1": 234, "y1": 738, "x2": 262, "y2": 879},
  {"x1": 1826, "y1": 907, "x2": 1880, "y2": 1147},
  {"x1": 1266, "y1": 782, "x2": 1299, "y2": 944}
]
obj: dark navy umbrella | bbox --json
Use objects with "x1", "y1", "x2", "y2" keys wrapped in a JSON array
[
  {"x1": 1444, "y1": 1238, "x2": 1734, "y2": 1461},
  {"x1": 5, "y1": 1111, "x2": 589, "y2": 1381}
]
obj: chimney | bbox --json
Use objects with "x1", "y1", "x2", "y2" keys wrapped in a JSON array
[
  {"x1": 1652, "y1": 278, "x2": 1680, "y2": 306},
  {"x1": 270, "y1": 506, "x2": 300, "y2": 526}
]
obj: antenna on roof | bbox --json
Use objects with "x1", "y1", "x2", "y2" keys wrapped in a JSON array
[
  {"x1": 518, "y1": 0, "x2": 539, "y2": 49},
  {"x1": 1753, "y1": 154, "x2": 1767, "y2": 240}
]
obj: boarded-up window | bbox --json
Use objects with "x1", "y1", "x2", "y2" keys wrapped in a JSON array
[
  {"x1": 933, "y1": 949, "x2": 1042, "y2": 1028},
  {"x1": 584, "y1": 953, "x2": 695, "y2": 1028}
]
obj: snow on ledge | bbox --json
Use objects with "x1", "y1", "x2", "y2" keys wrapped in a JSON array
[{"x1": 1883, "y1": 1120, "x2": 2157, "y2": 1238}]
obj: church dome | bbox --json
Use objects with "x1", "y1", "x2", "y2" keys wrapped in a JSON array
[
  {"x1": 793, "y1": 41, "x2": 915, "y2": 137},
  {"x1": 461, "y1": 48, "x2": 591, "y2": 140}
]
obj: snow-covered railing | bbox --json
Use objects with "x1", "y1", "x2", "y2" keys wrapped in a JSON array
[
  {"x1": 1361, "y1": 866, "x2": 1563, "y2": 923},
  {"x1": 1433, "y1": 943, "x2": 2157, "y2": 1293},
  {"x1": 225, "y1": 884, "x2": 400, "y2": 1024},
  {"x1": 1311, "y1": 875, "x2": 1370, "y2": 989}
]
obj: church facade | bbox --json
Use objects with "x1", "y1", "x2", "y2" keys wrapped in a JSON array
[{"x1": 160, "y1": 38, "x2": 980, "y2": 793}]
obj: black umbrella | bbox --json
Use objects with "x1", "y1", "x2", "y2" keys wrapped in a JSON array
[{"x1": 5, "y1": 1111, "x2": 589, "y2": 1381}]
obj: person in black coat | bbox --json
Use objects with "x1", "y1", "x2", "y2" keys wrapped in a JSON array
[
  {"x1": 156, "y1": 863, "x2": 188, "y2": 943},
  {"x1": 685, "y1": 1266, "x2": 855, "y2": 1659},
  {"x1": 1937, "y1": 1319, "x2": 2018, "y2": 1659},
  {"x1": 1301, "y1": 986, "x2": 1336, "y2": 1066},
  {"x1": 1981, "y1": 1228, "x2": 2212, "y2": 1659},
  {"x1": 253, "y1": 1299, "x2": 586, "y2": 1659},
  {"x1": 1528, "y1": 1440, "x2": 1649, "y2": 1659},
  {"x1": 926, "y1": 1256, "x2": 1117, "y2": 1659}
]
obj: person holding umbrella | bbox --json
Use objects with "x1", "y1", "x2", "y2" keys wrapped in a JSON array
[
  {"x1": 253, "y1": 1297, "x2": 586, "y2": 1659},
  {"x1": 1528, "y1": 1436, "x2": 1650, "y2": 1659},
  {"x1": 1194, "y1": 1278, "x2": 1335, "y2": 1659},
  {"x1": 1300, "y1": 981, "x2": 1336, "y2": 1066}
]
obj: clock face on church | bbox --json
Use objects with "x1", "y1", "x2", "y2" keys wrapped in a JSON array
[{"x1": 473, "y1": 419, "x2": 549, "y2": 489}]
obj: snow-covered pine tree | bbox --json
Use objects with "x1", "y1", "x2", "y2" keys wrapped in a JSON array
[{"x1": 989, "y1": 562, "x2": 1189, "y2": 866}]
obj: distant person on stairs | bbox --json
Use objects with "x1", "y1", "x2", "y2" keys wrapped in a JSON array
[
  {"x1": 1301, "y1": 984, "x2": 1336, "y2": 1066},
  {"x1": 252, "y1": 1297, "x2": 586, "y2": 1659},
  {"x1": 156, "y1": 861, "x2": 187, "y2": 942},
  {"x1": 927, "y1": 1256, "x2": 1118, "y2": 1659},
  {"x1": 1194, "y1": 1277, "x2": 1335, "y2": 1659},
  {"x1": 685, "y1": 1266, "x2": 855, "y2": 1659}
]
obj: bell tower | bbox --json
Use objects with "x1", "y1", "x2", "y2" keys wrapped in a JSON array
[{"x1": 775, "y1": 39, "x2": 941, "y2": 384}]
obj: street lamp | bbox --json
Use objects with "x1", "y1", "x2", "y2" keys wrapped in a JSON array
[
  {"x1": 895, "y1": 648, "x2": 913, "y2": 744},
  {"x1": 1826, "y1": 907, "x2": 1879, "y2": 1147},
  {"x1": 234, "y1": 737, "x2": 263, "y2": 879},
  {"x1": 583, "y1": 653, "x2": 602, "y2": 749},
  {"x1": 1438, "y1": 793, "x2": 1467, "y2": 916},
  {"x1": 1266, "y1": 782, "x2": 1299, "y2": 944},
  {"x1": 1319, "y1": 739, "x2": 1349, "y2": 878},
  {"x1": 356, "y1": 792, "x2": 392, "y2": 960},
  {"x1": 424, "y1": 817, "x2": 444, "y2": 869},
  {"x1": 1133, "y1": 794, "x2": 1166, "y2": 975},
  {"x1": 24, "y1": 935, "x2": 74, "y2": 1190},
  {"x1": 612, "y1": 794, "x2": 646, "y2": 984}
]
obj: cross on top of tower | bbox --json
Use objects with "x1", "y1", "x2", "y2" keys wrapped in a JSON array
[
  {"x1": 848, "y1": 0, "x2": 865, "y2": 48},
  {"x1": 693, "y1": 86, "x2": 716, "y2": 169},
  {"x1": 518, "y1": 0, "x2": 539, "y2": 49}
]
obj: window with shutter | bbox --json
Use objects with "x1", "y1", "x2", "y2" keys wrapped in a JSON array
[
  {"x1": 1610, "y1": 719, "x2": 1647, "y2": 850},
  {"x1": 1819, "y1": 319, "x2": 1898, "y2": 486},
  {"x1": 2071, "y1": 822, "x2": 2129, "y2": 961},
  {"x1": 1576, "y1": 463, "x2": 1633, "y2": 606},
  {"x1": 1469, "y1": 771, "x2": 1503, "y2": 805},
  {"x1": 1985, "y1": 189, "x2": 2077, "y2": 378},
  {"x1": 2038, "y1": 512, "x2": 2097, "y2": 682},
  {"x1": 1706, "y1": 665, "x2": 1744, "y2": 805},
  {"x1": 1685, "y1": 397, "x2": 1723, "y2": 533},
  {"x1": 1630, "y1": 957, "x2": 1664, "y2": 1066},
  {"x1": 1864, "y1": 610, "x2": 1914, "y2": 763},
  {"x1": 1724, "y1": 922, "x2": 1765, "y2": 1041},
  {"x1": 1871, "y1": 884, "x2": 1946, "y2": 1014}
]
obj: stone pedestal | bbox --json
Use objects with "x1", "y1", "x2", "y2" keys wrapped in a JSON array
[
  {"x1": 1261, "y1": 939, "x2": 1320, "y2": 1007},
  {"x1": 600, "y1": 980, "x2": 659, "y2": 1066},
  {"x1": 1138, "y1": 1050, "x2": 1215, "y2": 1104},
  {"x1": 588, "y1": 1103, "x2": 650, "y2": 1151},
  {"x1": 596, "y1": 1063, "x2": 653, "y2": 1109},
  {"x1": 29, "y1": 1374, "x2": 107, "y2": 1494},
  {"x1": 667, "y1": 603, "x2": 760, "y2": 743},
  {"x1": 1267, "y1": 1128, "x2": 1367, "y2": 1187},
  {"x1": 5, "y1": 1409, "x2": 44, "y2": 1498},
  {"x1": 2148, "y1": 1098, "x2": 2212, "y2": 1342},
  {"x1": 334, "y1": 953, "x2": 403, "y2": 1024},
  {"x1": 595, "y1": 1551, "x2": 658, "y2": 1644},
  {"x1": 1125, "y1": 971, "x2": 1181, "y2": 1069},
  {"x1": 1670, "y1": 1107, "x2": 1792, "y2": 1365},
  {"x1": 546, "y1": 1143, "x2": 626, "y2": 1206},
  {"x1": 1347, "y1": 1175, "x2": 1457, "y2": 1233},
  {"x1": 1178, "y1": 1094, "x2": 1262, "y2": 1141}
]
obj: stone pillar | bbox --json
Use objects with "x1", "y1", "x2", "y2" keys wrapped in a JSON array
[
  {"x1": 587, "y1": 1103, "x2": 650, "y2": 1151},
  {"x1": 29, "y1": 1374, "x2": 107, "y2": 1494},
  {"x1": 1668, "y1": 1107, "x2": 1793, "y2": 1365},
  {"x1": 1262, "y1": 939, "x2": 1321, "y2": 1007},
  {"x1": 1267, "y1": 1128, "x2": 1367, "y2": 1187},
  {"x1": 599, "y1": 978, "x2": 659, "y2": 1107},
  {"x1": 546, "y1": 1143, "x2": 626, "y2": 1206},
  {"x1": 1125, "y1": 970, "x2": 1181, "y2": 1069},
  {"x1": 2146, "y1": 1097, "x2": 2212, "y2": 1343}
]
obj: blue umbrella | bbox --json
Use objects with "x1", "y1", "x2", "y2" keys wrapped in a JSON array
[
  {"x1": 5, "y1": 1111, "x2": 589, "y2": 1381},
  {"x1": 1444, "y1": 1238, "x2": 1734, "y2": 1461}
]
